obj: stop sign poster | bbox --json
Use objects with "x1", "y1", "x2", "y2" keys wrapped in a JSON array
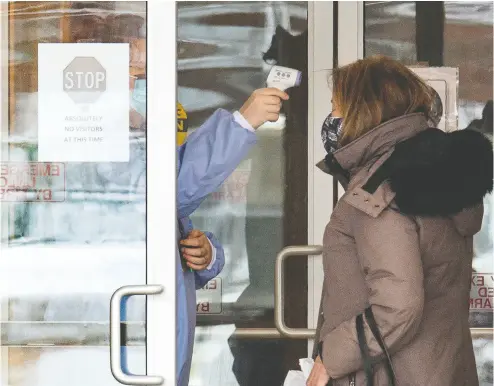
[{"x1": 38, "y1": 43, "x2": 129, "y2": 162}]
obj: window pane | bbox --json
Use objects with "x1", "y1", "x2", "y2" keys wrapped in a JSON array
[
  {"x1": 473, "y1": 337, "x2": 493, "y2": 386},
  {"x1": 2, "y1": 2, "x2": 146, "y2": 384},
  {"x1": 177, "y1": 1, "x2": 309, "y2": 384},
  {"x1": 364, "y1": 3, "x2": 493, "y2": 382}
]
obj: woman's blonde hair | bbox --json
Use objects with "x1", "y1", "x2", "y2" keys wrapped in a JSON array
[{"x1": 331, "y1": 55, "x2": 434, "y2": 146}]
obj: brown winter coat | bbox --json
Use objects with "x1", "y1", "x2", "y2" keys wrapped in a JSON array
[{"x1": 314, "y1": 113, "x2": 493, "y2": 386}]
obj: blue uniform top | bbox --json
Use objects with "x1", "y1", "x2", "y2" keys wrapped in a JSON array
[{"x1": 176, "y1": 109, "x2": 256, "y2": 385}]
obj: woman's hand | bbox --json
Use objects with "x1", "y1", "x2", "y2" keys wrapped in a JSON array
[
  {"x1": 239, "y1": 88, "x2": 289, "y2": 129},
  {"x1": 307, "y1": 356, "x2": 330, "y2": 386},
  {"x1": 180, "y1": 230, "x2": 212, "y2": 270}
]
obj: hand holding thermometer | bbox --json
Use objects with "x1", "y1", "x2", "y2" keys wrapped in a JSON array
[
  {"x1": 239, "y1": 66, "x2": 301, "y2": 129},
  {"x1": 266, "y1": 65, "x2": 302, "y2": 91}
]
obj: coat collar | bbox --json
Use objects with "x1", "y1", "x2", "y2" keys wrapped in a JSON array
[
  {"x1": 317, "y1": 114, "x2": 430, "y2": 179},
  {"x1": 333, "y1": 113, "x2": 430, "y2": 176},
  {"x1": 317, "y1": 113, "x2": 430, "y2": 217}
]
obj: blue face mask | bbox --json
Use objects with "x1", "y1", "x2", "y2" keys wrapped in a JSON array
[
  {"x1": 130, "y1": 78, "x2": 146, "y2": 118},
  {"x1": 321, "y1": 113, "x2": 343, "y2": 153}
]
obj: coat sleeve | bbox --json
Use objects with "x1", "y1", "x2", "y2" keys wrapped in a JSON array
[
  {"x1": 194, "y1": 231, "x2": 225, "y2": 289},
  {"x1": 177, "y1": 108, "x2": 257, "y2": 219},
  {"x1": 320, "y1": 209, "x2": 424, "y2": 379}
]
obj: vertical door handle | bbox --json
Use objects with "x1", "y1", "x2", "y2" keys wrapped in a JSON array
[
  {"x1": 275, "y1": 245, "x2": 323, "y2": 339},
  {"x1": 110, "y1": 285, "x2": 165, "y2": 385}
]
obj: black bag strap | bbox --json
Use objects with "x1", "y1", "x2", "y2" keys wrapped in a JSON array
[
  {"x1": 313, "y1": 279, "x2": 326, "y2": 360},
  {"x1": 356, "y1": 314, "x2": 374, "y2": 386},
  {"x1": 364, "y1": 307, "x2": 396, "y2": 386}
]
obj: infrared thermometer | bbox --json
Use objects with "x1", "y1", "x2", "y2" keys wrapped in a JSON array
[{"x1": 266, "y1": 65, "x2": 302, "y2": 91}]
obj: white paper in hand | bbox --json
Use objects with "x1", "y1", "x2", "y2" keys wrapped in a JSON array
[
  {"x1": 283, "y1": 370, "x2": 306, "y2": 386},
  {"x1": 283, "y1": 358, "x2": 315, "y2": 386},
  {"x1": 300, "y1": 358, "x2": 315, "y2": 378}
]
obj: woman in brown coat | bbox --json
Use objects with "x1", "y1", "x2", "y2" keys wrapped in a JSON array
[{"x1": 307, "y1": 56, "x2": 493, "y2": 386}]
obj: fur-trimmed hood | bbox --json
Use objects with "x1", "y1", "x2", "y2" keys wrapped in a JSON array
[
  {"x1": 317, "y1": 113, "x2": 493, "y2": 227},
  {"x1": 387, "y1": 127, "x2": 492, "y2": 217}
]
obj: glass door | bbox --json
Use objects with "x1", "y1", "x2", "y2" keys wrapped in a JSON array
[
  {"x1": 0, "y1": 2, "x2": 173, "y2": 385},
  {"x1": 176, "y1": 1, "x2": 323, "y2": 385}
]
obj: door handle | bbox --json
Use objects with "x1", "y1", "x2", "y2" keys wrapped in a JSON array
[
  {"x1": 110, "y1": 285, "x2": 165, "y2": 385},
  {"x1": 275, "y1": 245, "x2": 323, "y2": 339},
  {"x1": 254, "y1": 245, "x2": 494, "y2": 343}
]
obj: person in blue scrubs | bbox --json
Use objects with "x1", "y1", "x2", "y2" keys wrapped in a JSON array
[{"x1": 176, "y1": 88, "x2": 289, "y2": 386}]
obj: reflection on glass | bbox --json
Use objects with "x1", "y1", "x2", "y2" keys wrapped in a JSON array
[
  {"x1": 178, "y1": 1, "x2": 308, "y2": 385},
  {"x1": 1, "y1": 1, "x2": 146, "y2": 384},
  {"x1": 365, "y1": 1, "x2": 418, "y2": 63},
  {"x1": 4, "y1": 346, "x2": 145, "y2": 386},
  {"x1": 364, "y1": 1, "x2": 493, "y2": 383},
  {"x1": 473, "y1": 337, "x2": 494, "y2": 386}
]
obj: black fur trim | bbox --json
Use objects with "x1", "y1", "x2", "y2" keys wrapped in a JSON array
[{"x1": 387, "y1": 128, "x2": 493, "y2": 216}]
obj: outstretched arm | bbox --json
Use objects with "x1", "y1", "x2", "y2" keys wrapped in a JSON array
[
  {"x1": 177, "y1": 109, "x2": 256, "y2": 219},
  {"x1": 177, "y1": 88, "x2": 289, "y2": 218}
]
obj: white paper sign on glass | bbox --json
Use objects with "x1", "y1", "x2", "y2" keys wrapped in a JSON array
[
  {"x1": 38, "y1": 43, "x2": 130, "y2": 162},
  {"x1": 470, "y1": 273, "x2": 494, "y2": 312},
  {"x1": 409, "y1": 67, "x2": 459, "y2": 132},
  {"x1": 196, "y1": 278, "x2": 222, "y2": 314}
]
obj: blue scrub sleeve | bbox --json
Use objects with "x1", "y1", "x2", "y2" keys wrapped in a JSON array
[
  {"x1": 177, "y1": 108, "x2": 257, "y2": 218},
  {"x1": 194, "y1": 231, "x2": 225, "y2": 290}
]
